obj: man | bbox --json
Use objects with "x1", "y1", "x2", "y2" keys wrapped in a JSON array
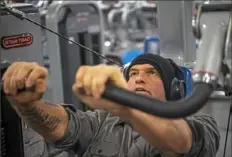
[{"x1": 2, "y1": 53, "x2": 220, "y2": 157}]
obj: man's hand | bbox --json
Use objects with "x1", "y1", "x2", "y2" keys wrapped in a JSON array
[
  {"x1": 2, "y1": 62, "x2": 69, "y2": 141},
  {"x1": 2, "y1": 62, "x2": 48, "y2": 105},
  {"x1": 72, "y1": 64, "x2": 129, "y2": 117}
]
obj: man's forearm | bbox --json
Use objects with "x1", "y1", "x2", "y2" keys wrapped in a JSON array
[
  {"x1": 127, "y1": 109, "x2": 192, "y2": 154},
  {"x1": 12, "y1": 100, "x2": 69, "y2": 142}
]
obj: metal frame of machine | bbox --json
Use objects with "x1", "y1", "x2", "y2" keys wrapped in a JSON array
[{"x1": 45, "y1": 1, "x2": 104, "y2": 105}]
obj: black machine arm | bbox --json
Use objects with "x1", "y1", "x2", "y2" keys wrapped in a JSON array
[
  {"x1": 103, "y1": 83, "x2": 213, "y2": 118},
  {"x1": 0, "y1": 1, "x2": 231, "y2": 118}
]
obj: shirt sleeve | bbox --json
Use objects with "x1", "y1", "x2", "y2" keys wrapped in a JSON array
[
  {"x1": 183, "y1": 114, "x2": 221, "y2": 157},
  {"x1": 47, "y1": 104, "x2": 107, "y2": 156}
]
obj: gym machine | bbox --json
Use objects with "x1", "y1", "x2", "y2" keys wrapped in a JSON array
[
  {"x1": 108, "y1": 1, "x2": 158, "y2": 61},
  {"x1": 98, "y1": 0, "x2": 119, "y2": 30},
  {"x1": 107, "y1": 1, "x2": 125, "y2": 31},
  {"x1": 1, "y1": 63, "x2": 25, "y2": 157},
  {"x1": 98, "y1": 0, "x2": 122, "y2": 54},
  {"x1": 0, "y1": 0, "x2": 231, "y2": 156},
  {"x1": 104, "y1": 1, "x2": 232, "y2": 117},
  {"x1": 45, "y1": 1, "x2": 104, "y2": 110},
  {"x1": 0, "y1": 2, "x2": 52, "y2": 100},
  {"x1": 143, "y1": 36, "x2": 160, "y2": 55},
  {"x1": 0, "y1": 3, "x2": 49, "y2": 157},
  {"x1": 121, "y1": 1, "x2": 157, "y2": 42},
  {"x1": 1, "y1": 0, "x2": 231, "y2": 122},
  {"x1": 0, "y1": 3, "x2": 43, "y2": 64},
  {"x1": 1, "y1": 0, "x2": 231, "y2": 125},
  {"x1": 106, "y1": 2, "x2": 125, "y2": 52},
  {"x1": 156, "y1": 1, "x2": 196, "y2": 66}
]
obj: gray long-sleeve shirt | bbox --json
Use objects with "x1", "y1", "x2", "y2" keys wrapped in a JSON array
[{"x1": 47, "y1": 104, "x2": 220, "y2": 157}]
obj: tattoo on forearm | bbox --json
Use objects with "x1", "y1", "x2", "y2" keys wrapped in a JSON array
[{"x1": 18, "y1": 106, "x2": 62, "y2": 132}]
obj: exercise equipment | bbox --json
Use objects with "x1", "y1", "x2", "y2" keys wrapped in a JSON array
[
  {"x1": 105, "y1": 1, "x2": 157, "y2": 55},
  {"x1": 121, "y1": 1, "x2": 157, "y2": 42},
  {"x1": 156, "y1": 1, "x2": 196, "y2": 65},
  {"x1": 0, "y1": 3, "x2": 43, "y2": 64},
  {"x1": 45, "y1": 1, "x2": 105, "y2": 110},
  {"x1": 106, "y1": 1, "x2": 232, "y2": 118},
  {"x1": 1, "y1": 1, "x2": 231, "y2": 156},
  {"x1": 121, "y1": 3, "x2": 147, "y2": 42},
  {"x1": 0, "y1": 2, "x2": 52, "y2": 100},
  {"x1": 1, "y1": 63, "x2": 25, "y2": 157},
  {"x1": 1, "y1": 0, "x2": 231, "y2": 118},
  {"x1": 106, "y1": 3, "x2": 124, "y2": 52},
  {"x1": 0, "y1": 3, "x2": 49, "y2": 157},
  {"x1": 143, "y1": 36, "x2": 160, "y2": 55},
  {"x1": 98, "y1": 0, "x2": 119, "y2": 30},
  {"x1": 97, "y1": 1, "x2": 120, "y2": 54},
  {"x1": 192, "y1": 4, "x2": 232, "y2": 156},
  {"x1": 107, "y1": 1, "x2": 124, "y2": 31}
]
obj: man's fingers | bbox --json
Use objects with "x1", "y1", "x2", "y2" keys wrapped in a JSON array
[
  {"x1": 3, "y1": 63, "x2": 20, "y2": 95},
  {"x1": 2, "y1": 62, "x2": 39, "y2": 94},
  {"x1": 15, "y1": 65, "x2": 34, "y2": 89},
  {"x1": 2, "y1": 62, "x2": 20, "y2": 80},
  {"x1": 75, "y1": 66, "x2": 88, "y2": 87},
  {"x1": 9, "y1": 68, "x2": 20, "y2": 95},
  {"x1": 72, "y1": 84, "x2": 86, "y2": 97},
  {"x1": 35, "y1": 79, "x2": 47, "y2": 93},
  {"x1": 83, "y1": 70, "x2": 93, "y2": 95},
  {"x1": 26, "y1": 67, "x2": 48, "y2": 88},
  {"x1": 3, "y1": 76, "x2": 11, "y2": 94},
  {"x1": 74, "y1": 65, "x2": 125, "y2": 101},
  {"x1": 92, "y1": 75, "x2": 108, "y2": 99},
  {"x1": 8, "y1": 64, "x2": 34, "y2": 95}
]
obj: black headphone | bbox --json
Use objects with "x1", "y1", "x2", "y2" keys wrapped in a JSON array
[
  {"x1": 164, "y1": 59, "x2": 186, "y2": 101},
  {"x1": 170, "y1": 77, "x2": 186, "y2": 101},
  {"x1": 122, "y1": 60, "x2": 186, "y2": 101}
]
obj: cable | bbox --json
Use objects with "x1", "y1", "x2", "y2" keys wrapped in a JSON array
[
  {"x1": 223, "y1": 101, "x2": 231, "y2": 157},
  {"x1": 0, "y1": 0, "x2": 122, "y2": 67}
]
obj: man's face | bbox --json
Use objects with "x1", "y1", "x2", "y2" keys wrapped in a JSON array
[{"x1": 127, "y1": 64, "x2": 166, "y2": 100}]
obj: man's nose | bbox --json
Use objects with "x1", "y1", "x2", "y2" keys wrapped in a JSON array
[{"x1": 135, "y1": 72, "x2": 146, "y2": 83}]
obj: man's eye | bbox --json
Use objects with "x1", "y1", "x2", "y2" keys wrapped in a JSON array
[
  {"x1": 147, "y1": 71, "x2": 156, "y2": 75},
  {"x1": 130, "y1": 72, "x2": 137, "y2": 77}
]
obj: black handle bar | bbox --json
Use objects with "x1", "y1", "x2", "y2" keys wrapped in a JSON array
[{"x1": 102, "y1": 83, "x2": 213, "y2": 118}]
